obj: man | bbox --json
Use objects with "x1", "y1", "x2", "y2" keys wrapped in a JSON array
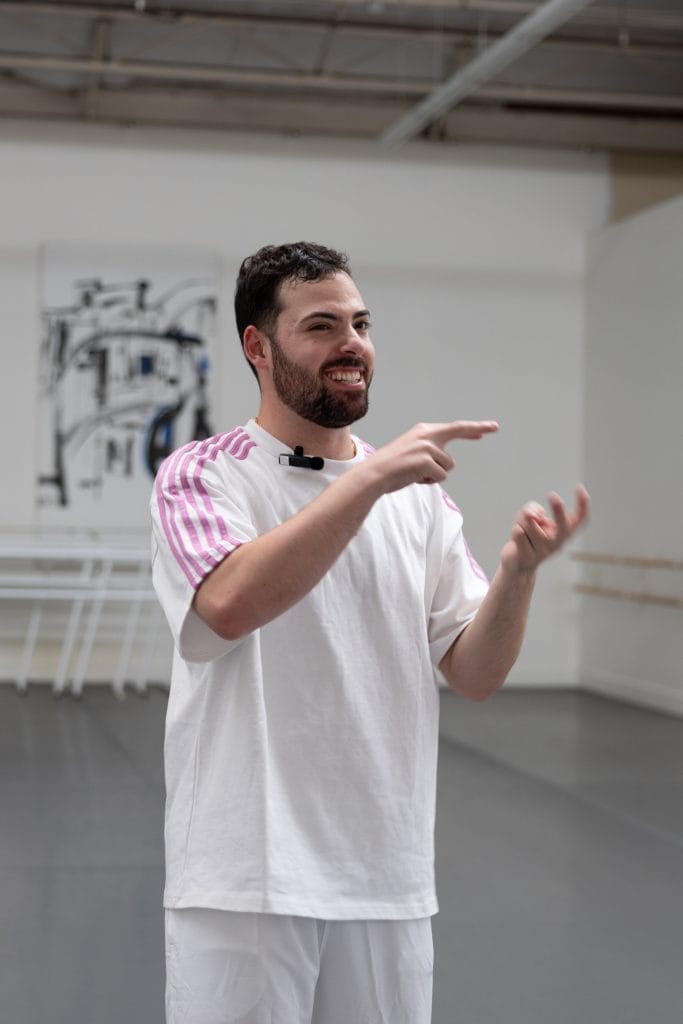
[{"x1": 151, "y1": 241, "x2": 589, "y2": 1023}]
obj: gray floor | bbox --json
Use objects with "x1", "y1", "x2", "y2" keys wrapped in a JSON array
[{"x1": 1, "y1": 685, "x2": 682, "y2": 1024}]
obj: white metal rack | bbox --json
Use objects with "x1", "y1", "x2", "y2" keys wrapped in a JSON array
[{"x1": 0, "y1": 532, "x2": 171, "y2": 697}]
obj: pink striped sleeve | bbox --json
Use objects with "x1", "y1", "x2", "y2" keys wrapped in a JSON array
[{"x1": 154, "y1": 430, "x2": 255, "y2": 591}]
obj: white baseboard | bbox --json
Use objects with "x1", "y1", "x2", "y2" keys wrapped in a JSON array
[{"x1": 580, "y1": 669, "x2": 683, "y2": 717}]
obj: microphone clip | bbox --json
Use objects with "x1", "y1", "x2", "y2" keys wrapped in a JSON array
[{"x1": 278, "y1": 446, "x2": 325, "y2": 471}]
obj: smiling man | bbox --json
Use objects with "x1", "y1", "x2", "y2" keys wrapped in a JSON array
[{"x1": 151, "y1": 241, "x2": 589, "y2": 1024}]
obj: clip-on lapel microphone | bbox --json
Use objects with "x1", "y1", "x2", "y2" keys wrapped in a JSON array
[{"x1": 278, "y1": 446, "x2": 325, "y2": 471}]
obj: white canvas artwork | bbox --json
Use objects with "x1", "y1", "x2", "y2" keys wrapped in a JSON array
[{"x1": 37, "y1": 243, "x2": 218, "y2": 528}]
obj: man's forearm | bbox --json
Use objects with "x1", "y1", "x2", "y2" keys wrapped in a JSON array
[
  {"x1": 441, "y1": 483, "x2": 590, "y2": 700},
  {"x1": 439, "y1": 564, "x2": 537, "y2": 701},
  {"x1": 194, "y1": 464, "x2": 382, "y2": 640}
]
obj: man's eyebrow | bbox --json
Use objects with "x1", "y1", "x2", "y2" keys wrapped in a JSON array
[{"x1": 299, "y1": 309, "x2": 371, "y2": 324}]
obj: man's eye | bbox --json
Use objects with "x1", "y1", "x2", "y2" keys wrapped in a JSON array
[
  {"x1": 355, "y1": 321, "x2": 371, "y2": 331},
  {"x1": 310, "y1": 323, "x2": 330, "y2": 331}
]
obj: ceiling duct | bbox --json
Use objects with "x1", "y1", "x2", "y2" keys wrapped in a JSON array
[{"x1": 380, "y1": 0, "x2": 597, "y2": 146}]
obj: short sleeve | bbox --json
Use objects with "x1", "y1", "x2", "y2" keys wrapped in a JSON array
[
  {"x1": 426, "y1": 489, "x2": 490, "y2": 668},
  {"x1": 150, "y1": 438, "x2": 257, "y2": 663}
]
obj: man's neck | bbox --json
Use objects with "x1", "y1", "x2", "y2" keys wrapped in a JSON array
[{"x1": 254, "y1": 408, "x2": 357, "y2": 461}]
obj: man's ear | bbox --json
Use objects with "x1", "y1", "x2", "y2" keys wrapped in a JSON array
[{"x1": 243, "y1": 325, "x2": 269, "y2": 373}]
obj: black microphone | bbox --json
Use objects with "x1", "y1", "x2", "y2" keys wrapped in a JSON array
[{"x1": 278, "y1": 446, "x2": 324, "y2": 471}]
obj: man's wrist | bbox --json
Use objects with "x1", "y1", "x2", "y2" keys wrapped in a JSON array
[{"x1": 498, "y1": 559, "x2": 538, "y2": 586}]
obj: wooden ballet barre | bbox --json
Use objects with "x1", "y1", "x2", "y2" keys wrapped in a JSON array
[
  {"x1": 575, "y1": 584, "x2": 683, "y2": 609},
  {"x1": 572, "y1": 551, "x2": 683, "y2": 609},
  {"x1": 572, "y1": 552, "x2": 683, "y2": 572}
]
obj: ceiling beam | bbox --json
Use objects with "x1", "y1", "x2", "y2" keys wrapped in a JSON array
[
  {"x1": 2, "y1": 1, "x2": 683, "y2": 36},
  {"x1": 476, "y1": 84, "x2": 683, "y2": 112},
  {"x1": 2, "y1": 52, "x2": 682, "y2": 116},
  {"x1": 0, "y1": 78, "x2": 681, "y2": 153},
  {"x1": 380, "y1": 0, "x2": 597, "y2": 145},
  {"x1": 0, "y1": 3, "x2": 681, "y2": 66},
  {"x1": 310, "y1": 0, "x2": 683, "y2": 31},
  {"x1": 439, "y1": 104, "x2": 683, "y2": 152},
  {"x1": 0, "y1": 53, "x2": 429, "y2": 93}
]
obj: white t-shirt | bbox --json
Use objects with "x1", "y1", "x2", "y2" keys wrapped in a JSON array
[{"x1": 151, "y1": 419, "x2": 489, "y2": 920}]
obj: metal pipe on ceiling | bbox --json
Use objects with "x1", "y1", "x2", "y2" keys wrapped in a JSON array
[
  {"x1": 0, "y1": 52, "x2": 429, "y2": 92},
  {"x1": 327, "y1": 0, "x2": 683, "y2": 31},
  {"x1": 2, "y1": 51, "x2": 682, "y2": 114},
  {"x1": 380, "y1": 0, "x2": 597, "y2": 144},
  {"x1": 2, "y1": 74, "x2": 682, "y2": 153},
  {"x1": 1, "y1": 0, "x2": 683, "y2": 35},
  {"x1": 0, "y1": 7, "x2": 680, "y2": 59}
]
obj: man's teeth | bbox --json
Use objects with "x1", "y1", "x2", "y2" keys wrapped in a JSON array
[{"x1": 327, "y1": 370, "x2": 362, "y2": 381}]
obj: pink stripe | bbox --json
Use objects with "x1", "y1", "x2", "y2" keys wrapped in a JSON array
[
  {"x1": 166, "y1": 439, "x2": 222, "y2": 583},
  {"x1": 439, "y1": 490, "x2": 488, "y2": 583},
  {"x1": 155, "y1": 442, "x2": 208, "y2": 587},
  {"x1": 441, "y1": 490, "x2": 461, "y2": 514},
  {"x1": 190, "y1": 429, "x2": 242, "y2": 534},
  {"x1": 464, "y1": 537, "x2": 489, "y2": 584},
  {"x1": 190, "y1": 430, "x2": 245, "y2": 549},
  {"x1": 233, "y1": 439, "x2": 256, "y2": 461},
  {"x1": 176, "y1": 440, "x2": 223, "y2": 564},
  {"x1": 184, "y1": 430, "x2": 245, "y2": 552},
  {"x1": 156, "y1": 476, "x2": 195, "y2": 586},
  {"x1": 190, "y1": 437, "x2": 233, "y2": 546},
  {"x1": 228, "y1": 431, "x2": 251, "y2": 459},
  {"x1": 157, "y1": 428, "x2": 251, "y2": 589}
]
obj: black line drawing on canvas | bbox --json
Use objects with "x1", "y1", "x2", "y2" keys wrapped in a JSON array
[{"x1": 38, "y1": 276, "x2": 215, "y2": 509}]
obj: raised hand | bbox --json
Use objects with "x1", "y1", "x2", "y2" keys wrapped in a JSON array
[
  {"x1": 500, "y1": 484, "x2": 590, "y2": 574},
  {"x1": 366, "y1": 420, "x2": 499, "y2": 495}
]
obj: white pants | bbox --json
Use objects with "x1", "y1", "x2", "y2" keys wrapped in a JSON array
[{"x1": 166, "y1": 908, "x2": 434, "y2": 1024}]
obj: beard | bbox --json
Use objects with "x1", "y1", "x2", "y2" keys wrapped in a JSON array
[{"x1": 269, "y1": 335, "x2": 371, "y2": 428}]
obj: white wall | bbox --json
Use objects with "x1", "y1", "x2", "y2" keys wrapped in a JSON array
[
  {"x1": 580, "y1": 196, "x2": 683, "y2": 713},
  {"x1": 0, "y1": 120, "x2": 609, "y2": 686}
]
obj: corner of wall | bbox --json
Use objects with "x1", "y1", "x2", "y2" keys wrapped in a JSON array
[{"x1": 610, "y1": 151, "x2": 683, "y2": 223}]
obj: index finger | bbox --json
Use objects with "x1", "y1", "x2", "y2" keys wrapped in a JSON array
[
  {"x1": 429, "y1": 421, "x2": 499, "y2": 444},
  {"x1": 570, "y1": 483, "x2": 591, "y2": 529}
]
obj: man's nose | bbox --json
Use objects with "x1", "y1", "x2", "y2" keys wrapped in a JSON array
[{"x1": 339, "y1": 325, "x2": 368, "y2": 354}]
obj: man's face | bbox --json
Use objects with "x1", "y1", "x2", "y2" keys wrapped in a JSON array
[{"x1": 265, "y1": 272, "x2": 374, "y2": 429}]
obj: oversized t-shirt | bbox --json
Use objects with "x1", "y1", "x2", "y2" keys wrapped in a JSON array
[{"x1": 151, "y1": 419, "x2": 489, "y2": 920}]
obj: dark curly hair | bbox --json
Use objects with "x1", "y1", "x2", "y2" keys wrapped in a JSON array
[{"x1": 234, "y1": 242, "x2": 351, "y2": 378}]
